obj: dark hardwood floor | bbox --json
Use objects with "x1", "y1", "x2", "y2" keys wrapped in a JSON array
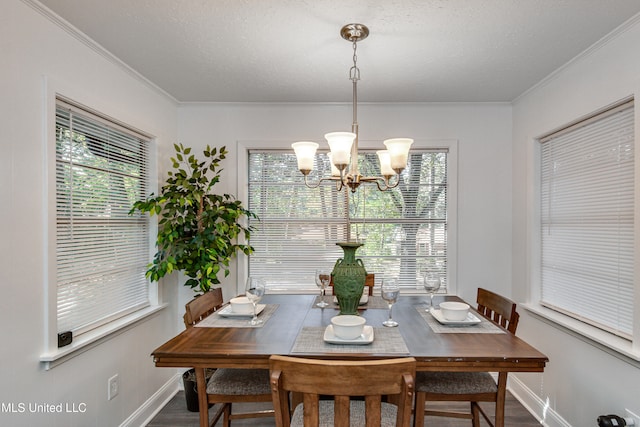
[{"x1": 147, "y1": 391, "x2": 541, "y2": 426}]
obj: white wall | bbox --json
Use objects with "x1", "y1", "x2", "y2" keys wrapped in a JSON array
[
  {"x1": 177, "y1": 101, "x2": 513, "y2": 304},
  {"x1": 1, "y1": 1, "x2": 180, "y2": 426},
  {"x1": 512, "y1": 15, "x2": 640, "y2": 427}
]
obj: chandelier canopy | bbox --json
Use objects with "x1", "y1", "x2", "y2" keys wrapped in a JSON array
[{"x1": 292, "y1": 23, "x2": 413, "y2": 193}]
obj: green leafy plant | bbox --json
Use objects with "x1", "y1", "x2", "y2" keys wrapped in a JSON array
[{"x1": 130, "y1": 143, "x2": 257, "y2": 293}]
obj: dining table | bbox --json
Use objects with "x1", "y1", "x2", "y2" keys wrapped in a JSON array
[{"x1": 151, "y1": 293, "x2": 548, "y2": 427}]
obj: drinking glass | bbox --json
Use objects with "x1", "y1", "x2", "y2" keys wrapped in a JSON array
[
  {"x1": 245, "y1": 277, "x2": 266, "y2": 325},
  {"x1": 381, "y1": 278, "x2": 400, "y2": 327},
  {"x1": 423, "y1": 272, "x2": 441, "y2": 312},
  {"x1": 315, "y1": 269, "x2": 331, "y2": 308}
]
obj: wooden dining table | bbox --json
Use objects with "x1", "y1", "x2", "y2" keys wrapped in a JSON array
[{"x1": 152, "y1": 293, "x2": 548, "y2": 427}]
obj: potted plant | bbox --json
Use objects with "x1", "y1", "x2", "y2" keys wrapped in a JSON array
[
  {"x1": 130, "y1": 143, "x2": 256, "y2": 293},
  {"x1": 131, "y1": 143, "x2": 256, "y2": 410}
]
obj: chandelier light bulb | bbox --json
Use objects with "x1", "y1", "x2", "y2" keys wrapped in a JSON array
[
  {"x1": 383, "y1": 138, "x2": 414, "y2": 172},
  {"x1": 325, "y1": 132, "x2": 356, "y2": 169},
  {"x1": 292, "y1": 141, "x2": 319, "y2": 173},
  {"x1": 327, "y1": 153, "x2": 342, "y2": 176},
  {"x1": 376, "y1": 150, "x2": 396, "y2": 177}
]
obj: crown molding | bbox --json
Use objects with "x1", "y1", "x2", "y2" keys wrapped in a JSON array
[
  {"x1": 22, "y1": 0, "x2": 179, "y2": 105},
  {"x1": 513, "y1": 12, "x2": 640, "y2": 104}
]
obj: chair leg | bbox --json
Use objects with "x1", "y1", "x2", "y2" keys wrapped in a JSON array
[
  {"x1": 195, "y1": 368, "x2": 210, "y2": 427},
  {"x1": 494, "y1": 373, "x2": 508, "y2": 427},
  {"x1": 413, "y1": 391, "x2": 426, "y2": 427},
  {"x1": 471, "y1": 402, "x2": 481, "y2": 427},
  {"x1": 209, "y1": 404, "x2": 226, "y2": 427},
  {"x1": 222, "y1": 403, "x2": 231, "y2": 427}
]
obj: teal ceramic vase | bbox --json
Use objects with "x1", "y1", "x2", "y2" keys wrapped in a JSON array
[{"x1": 331, "y1": 242, "x2": 367, "y2": 315}]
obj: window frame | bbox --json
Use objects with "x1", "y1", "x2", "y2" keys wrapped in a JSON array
[
  {"x1": 41, "y1": 94, "x2": 163, "y2": 369},
  {"x1": 236, "y1": 138, "x2": 458, "y2": 296},
  {"x1": 527, "y1": 96, "x2": 640, "y2": 362}
]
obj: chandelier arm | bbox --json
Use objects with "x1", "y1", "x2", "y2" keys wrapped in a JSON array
[
  {"x1": 364, "y1": 175, "x2": 401, "y2": 191},
  {"x1": 384, "y1": 174, "x2": 402, "y2": 189},
  {"x1": 302, "y1": 174, "x2": 344, "y2": 190}
]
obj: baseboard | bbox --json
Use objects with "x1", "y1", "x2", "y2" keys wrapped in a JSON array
[
  {"x1": 120, "y1": 373, "x2": 181, "y2": 427},
  {"x1": 508, "y1": 375, "x2": 572, "y2": 427}
]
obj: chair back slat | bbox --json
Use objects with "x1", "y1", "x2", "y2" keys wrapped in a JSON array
[
  {"x1": 183, "y1": 288, "x2": 224, "y2": 328},
  {"x1": 334, "y1": 395, "x2": 350, "y2": 427},
  {"x1": 364, "y1": 397, "x2": 382, "y2": 426},
  {"x1": 269, "y1": 356, "x2": 415, "y2": 427},
  {"x1": 476, "y1": 288, "x2": 519, "y2": 334}
]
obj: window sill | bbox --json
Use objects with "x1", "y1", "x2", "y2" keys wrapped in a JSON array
[
  {"x1": 40, "y1": 304, "x2": 168, "y2": 370},
  {"x1": 522, "y1": 303, "x2": 640, "y2": 367}
]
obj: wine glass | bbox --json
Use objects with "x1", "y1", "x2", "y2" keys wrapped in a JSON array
[
  {"x1": 245, "y1": 277, "x2": 266, "y2": 325},
  {"x1": 423, "y1": 272, "x2": 441, "y2": 312},
  {"x1": 381, "y1": 278, "x2": 400, "y2": 327},
  {"x1": 315, "y1": 269, "x2": 331, "y2": 308}
]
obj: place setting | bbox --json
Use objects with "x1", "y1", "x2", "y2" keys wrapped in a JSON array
[
  {"x1": 194, "y1": 277, "x2": 278, "y2": 328},
  {"x1": 412, "y1": 272, "x2": 504, "y2": 333},
  {"x1": 292, "y1": 316, "x2": 409, "y2": 355},
  {"x1": 293, "y1": 276, "x2": 409, "y2": 354}
]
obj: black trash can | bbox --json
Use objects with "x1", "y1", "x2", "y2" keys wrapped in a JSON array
[{"x1": 182, "y1": 368, "x2": 215, "y2": 412}]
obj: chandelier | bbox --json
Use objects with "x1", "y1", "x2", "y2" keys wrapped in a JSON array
[{"x1": 292, "y1": 23, "x2": 413, "y2": 193}]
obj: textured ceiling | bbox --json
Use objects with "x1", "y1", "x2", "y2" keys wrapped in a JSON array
[{"x1": 37, "y1": 0, "x2": 640, "y2": 103}]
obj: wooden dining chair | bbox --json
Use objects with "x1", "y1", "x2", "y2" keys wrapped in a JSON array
[
  {"x1": 413, "y1": 288, "x2": 520, "y2": 427},
  {"x1": 184, "y1": 288, "x2": 274, "y2": 427},
  {"x1": 329, "y1": 273, "x2": 376, "y2": 296},
  {"x1": 269, "y1": 355, "x2": 416, "y2": 427}
]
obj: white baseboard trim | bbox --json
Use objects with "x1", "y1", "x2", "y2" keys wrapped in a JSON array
[
  {"x1": 508, "y1": 375, "x2": 572, "y2": 427},
  {"x1": 121, "y1": 373, "x2": 181, "y2": 427}
]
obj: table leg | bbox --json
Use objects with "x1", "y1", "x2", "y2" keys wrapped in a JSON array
[{"x1": 194, "y1": 367, "x2": 209, "y2": 427}]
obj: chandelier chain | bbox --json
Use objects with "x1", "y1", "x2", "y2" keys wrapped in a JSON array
[{"x1": 350, "y1": 40, "x2": 360, "y2": 82}]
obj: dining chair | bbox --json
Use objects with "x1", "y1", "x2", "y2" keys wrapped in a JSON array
[
  {"x1": 269, "y1": 355, "x2": 416, "y2": 427},
  {"x1": 184, "y1": 288, "x2": 274, "y2": 427},
  {"x1": 329, "y1": 273, "x2": 376, "y2": 296},
  {"x1": 413, "y1": 288, "x2": 520, "y2": 427}
]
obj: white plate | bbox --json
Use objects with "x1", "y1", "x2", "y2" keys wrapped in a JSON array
[
  {"x1": 431, "y1": 309, "x2": 482, "y2": 326},
  {"x1": 332, "y1": 294, "x2": 369, "y2": 305},
  {"x1": 323, "y1": 325, "x2": 374, "y2": 345},
  {"x1": 218, "y1": 304, "x2": 265, "y2": 318}
]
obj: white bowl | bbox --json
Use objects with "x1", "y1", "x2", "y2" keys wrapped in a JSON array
[
  {"x1": 439, "y1": 301, "x2": 470, "y2": 321},
  {"x1": 330, "y1": 315, "x2": 366, "y2": 340},
  {"x1": 229, "y1": 297, "x2": 253, "y2": 314}
]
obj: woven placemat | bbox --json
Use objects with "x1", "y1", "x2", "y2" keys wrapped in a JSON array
[
  {"x1": 194, "y1": 304, "x2": 279, "y2": 328},
  {"x1": 291, "y1": 326, "x2": 410, "y2": 354},
  {"x1": 416, "y1": 306, "x2": 505, "y2": 334},
  {"x1": 312, "y1": 295, "x2": 389, "y2": 310}
]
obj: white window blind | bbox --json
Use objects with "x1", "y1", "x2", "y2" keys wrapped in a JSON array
[
  {"x1": 55, "y1": 100, "x2": 151, "y2": 336},
  {"x1": 248, "y1": 149, "x2": 448, "y2": 292},
  {"x1": 540, "y1": 100, "x2": 634, "y2": 338}
]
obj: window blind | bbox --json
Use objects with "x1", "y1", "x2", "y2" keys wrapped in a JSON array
[
  {"x1": 55, "y1": 102, "x2": 151, "y2": 335},
  {"x1": 248, "y1": 149, "x2": 448, "y2": 292},
  {"x1": 540, "y1": 100, "x2": 634, "y2": 338}
]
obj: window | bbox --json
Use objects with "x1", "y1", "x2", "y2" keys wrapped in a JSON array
[
  {"x1": 54, "y1": 98, "x2": 151, "y2": 337},
  {"x1": 539, "y1": 100, "x2": 634, "y2": 339},
  {"x1": 247, "y1": 148, "x2": 449, "y2": 292}
]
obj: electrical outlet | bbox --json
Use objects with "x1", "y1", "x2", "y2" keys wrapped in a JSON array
[
  {"x1": 107, "y1": 374, "x2": 119, "y2": 400},
  {"x1": 625, "y1": 409, "x2": 640, "y2": 426}
]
